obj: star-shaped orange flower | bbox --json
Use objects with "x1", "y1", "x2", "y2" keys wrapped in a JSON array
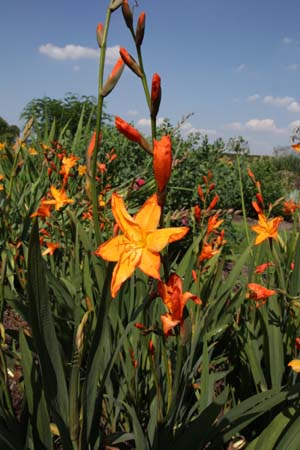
[
  {"x1": 158, "y1": 273, "x2": 201, "y2": 336},
  {"x1": 247, "y1": 283, "x2": 276, "y2": 307},
  {"x1": 43, "y1": 186, "x2": 74, "y2": 211},
  {"x1": 95, "y1": 193, "x2": 189, "y2": 298},
  {"x1": 251, "y1": 213, "x2": 282, "y2": 245}
]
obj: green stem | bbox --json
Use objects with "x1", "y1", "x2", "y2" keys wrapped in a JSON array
[
  {"x1": 91, "y1": 8, "x2": 112, "y2": 246},
  {"x1": 236, "y1": 154, "x2": 251, "y2": 247}
]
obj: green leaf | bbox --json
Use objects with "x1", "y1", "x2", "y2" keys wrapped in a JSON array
[
  {"x1": 19, "y1": 330, "x2": 53, "y2": 450},
  {"x1": 27, "y1": 219, "x2": 72, "y2": 449}
]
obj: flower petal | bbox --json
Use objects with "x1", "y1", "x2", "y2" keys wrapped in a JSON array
[
  {"x1": 111, "y1": 249, "x2": 142, "y2": 298},
  {"x1": 147, "y1": 227, "x2": 189, "y2": 252},
  {"x1": 95, "y1": 235, "x2": 127, "y2": 261},
  {"x1": 134, "y1": 194, "x2": 161, "y2": 230},
  {"x1": 288, "y1": 359, "x2": 300, "y2": 373},
  {"x1": 138, "y1": 248, "x2": 161, "y2": 280},
  {"x1": 160, "y1": 313, "x2": 180, "y2": 336},
  {"x1": 111, "y1": 192, "x2": 141, "y2": 241}
]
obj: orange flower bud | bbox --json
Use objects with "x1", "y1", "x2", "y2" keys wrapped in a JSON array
[
  {"x1": 197, "y1": 185, "x2": 205, "y2": 202},
  {"x1": 252, "y1": 200, "x2": 262, "y2": 214},
  {"x1": 207, "y1": 194, "x2": 219, "y2": 211},
  {"x1": 194, "y1": 204, "x2": 201, "y2": 223},
  {"x1": 122, "y1": 0, "x2": 133, "y2": 30},
  {"x1": 135, "y1": 12, "x2": 146, "y2": 46},
  {"x1": 256, "y1": 192, "x2": 264, "y2": 206},
  {"x1": 115, "y1": 116, "x2": 152, "y2": 154},
  {"x1": 153, "y1": 135, "x2": 172, "y2": 193},
  {"x1": 96, "y1": 23, "x2": 104, "y2": 48},
  {"x1": 151, "y1": 73, "x2": 161, "y2": 119},
  {"x1": 101, "y1": 58, "x2": 125, "y2": 97},
  {"x1": 247, "y1": 167, "x2": 256, "y2": 182},
  {"x1": 292, "y1": 143, "x2": 300, "y2": 152},
  {"x1": 149, "y1": 340, "x2": 155, "y2": 356},
  {"x1": 120, "y1": 47, "x2": 143, "y2": 77}
]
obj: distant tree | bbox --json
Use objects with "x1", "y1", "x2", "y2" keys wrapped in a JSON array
[
  {"x1": 20, "y1": 93, "x2": 109, "y2": 139},
  {"x1": 0, "y1": 116, "x2": 20, "y2": 144},
  {"x1": 226, "y1": 136, "x2": 249, "y2": 156}
]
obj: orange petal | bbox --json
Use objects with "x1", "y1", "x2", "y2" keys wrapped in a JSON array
[
  {"x1": 111, "y1": 192, "x2": 141, "y2": 241},
  {"x1": 111, "y1": 249, "x2": 142, "y2": 298},
  {"x1": 147, "y1": 227, "x2": 189, "y2": 252},
  {"x1": 95, "y1": 235, "x2": 127, "y2": 261},
  {"x1": 288, "y1": 359, "x2": 300, "y2": 372},
  {"x1": 138, "y1": 248, "x2": 161, "y2": 280},
  {"x1": 134, "y1": 193, "x2": 161, "y2": 230},
  {"x1": 160, "y1": 313, "x2": 180, "y2": 336}
]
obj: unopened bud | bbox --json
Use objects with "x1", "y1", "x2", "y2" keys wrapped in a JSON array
[
  {"x1": 96, "y1": 23, "x2": 104, "y2": 48},
  {"x1": 115, "y1": 116, "x2": 152, "y2": 154},
  {"x1": 120, "y1": 47, "x2": 143, "y2": 78},
  {"x1": 153, "y1": 135, "x2": 172, "y2": 193},
  {"x1": 122, "y1": 0, "x2": 133, "y2": 31},
  {"x1": 101, "y1": 58, "x2": 125, "y2": 97},
  {"x1": 151, "y1": 73, "x2": 161, "y2": 119},
  {"x1": 135, "y1": 12, "x2": 146, "y2": 47},
  {"x1": 109, "y1": 0, "x2": 123, "y2": 11}
]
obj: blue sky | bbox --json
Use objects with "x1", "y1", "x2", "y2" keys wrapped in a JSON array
[{"x1": 1, "y1": 0, "x2": 300, "y2": 154}]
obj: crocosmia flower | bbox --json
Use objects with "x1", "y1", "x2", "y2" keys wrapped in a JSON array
[
  {"x1": 158, "y1": 273, "x2": 201, "y2": 336},
  {"x1": 95, "y1": 193, "x2": 189, "y2": 298},
  {"x1": 251, "y1": 214, "x2": 282, "y2": 245}
]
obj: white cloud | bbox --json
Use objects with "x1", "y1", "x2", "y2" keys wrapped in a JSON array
[
  {"x1": 127, "y1": 109, "x2": 139, "y2": 116},
  {"x1": 224, "y1": 122, "x2": 243, "y2": 131},
  {"x1": 39, "y1": 43, "x2": 120, "y2": 64},
  {"x1": 247, "y1": 94, "x2": 260, "y2": 102},
  {"x1": 179, "y1": 122, "x2": 216, "y2": 136},
  {"x1": 263, "y1": 95, "x2": 294, "y2": 106},
  {"x1": 236, "y1": 63, "x2": 246, "y2": 72},
  {"x1": 288, "y1": 120, "x2": 300, "y2": 130},
  {"x1": 137, "y1": 117, "x2": 164, "y2": 127},
  {"x1": 287, "y1": 64, "x2": 298, "y2": 70},
  {"x1": 283, "y1": 37, "x2": 293, "y2": 44},
  {"x1": 245, "y1": 118, "x2": 285, "y2": 134},
  {"x1": 287, "y1": 101, "x2": 300, "y2": 112}
]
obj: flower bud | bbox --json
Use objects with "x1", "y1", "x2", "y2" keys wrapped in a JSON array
[
  {"x1": 122, "y1": 0, "x2": 133, "y2": 31},
  {"x1": 120, "y1": 47, "x2": 143, "y2": 77},
  {"x1": 101, "y1": 58, "x2": 125, "y2": 97},
  {"x1": 151, "y1": 73, "x2": 161, "y2": 119},
  {"x1": 109, "y1": 0, "x2": 123, "y2": 11},
  {"x1": 135, "y1": 12, "x2": 145, "y2": 47},
  {"x1": 115, "y1": 116, "x2": 152, "y2": 154},
  {"x1": 153, "y1": 135, "x2": 172, "y2": 193},
  {"x1": 96, "y1": 23, "x2": 104, "y2": 48}
]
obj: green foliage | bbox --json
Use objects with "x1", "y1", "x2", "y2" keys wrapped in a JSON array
[{"x1": 0, "y1": 117, "x2": 19, "y2": 145}]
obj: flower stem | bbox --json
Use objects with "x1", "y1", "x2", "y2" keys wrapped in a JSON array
[{"x1": 91, "y1": 7, "x2": 112, "y2": 246}]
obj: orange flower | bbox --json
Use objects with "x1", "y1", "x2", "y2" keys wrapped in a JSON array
[
  {"x1": 97, "y1": 163, "x2": 106, "y2": 173},
  {"x1": 283, "y1": 199, "x2": 300, "y2": 216},
  {"x1": 60, "y1": 155, "x2": 79, "y2": 181},
  {"x1": 43, "y1": 186, "x2": 74, "y2": 211},
  {"x1": 288, "y1": 359, "x2": 300, "y2": 372},
  {"x1": 251, "y1": 213, "x2": 282, "y2": 245},
  {"x1": 198, "y1": 242, "x2": 220, "y2": 263},
  {"x1": 153, "y1": 136, "x2": 172, "y2": 192},
  {"x1": 255, "y1": 262, "x2": 274, "y2": 274},
  {"x1": 78, "y1": 165, "x2": 87, "y2": 176},
  {"x1": 95, "y1": 193, "x2": 189, "y2": 298},
  {"x1": 42, "y1": 242, "x2": 60, "y2": 256},
  {"x1": 158, "y1": 273, "x2": 201, "y2": 336},
  {"x1": 207, "y1": 214, "x2": 224, "y2": 235},
  {"x1": 291, "y1": 143, "x2": 300, "y2": 152},
  {"x1": 247, "y1": 283, "x2": 276, "y2": 307},
  {"x1": 31, "y1": 201, "x2": 52, "y2": 218}
]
